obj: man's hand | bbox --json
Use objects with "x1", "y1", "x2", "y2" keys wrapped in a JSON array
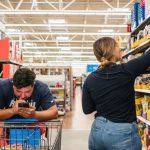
[
  {"x1": 18, "y1": 106, "x2": 36, "y2": 118},
  {"x1": 12, "y1": 100, "x2": 26, "y2": 115}
]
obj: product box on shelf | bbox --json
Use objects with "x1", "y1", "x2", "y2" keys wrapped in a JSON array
[
  {"x1": 145, "y1": 0, "x2": 150, "y2": 19},
  {"x1": 134, "y1": 2, "x2": 141, "y2": 28},
  {"x1": 140, "y1": 0, "x2": 145, "y2": 22},
  {"x1": 0, "y1": 39, "x2": 22, "y2": 78},
  {"x1": 135, "y1": 95, "x2": 150, "y2": 120},
  {"x1": 144, "y1": 126, "x2": 150, "y2": 149}
]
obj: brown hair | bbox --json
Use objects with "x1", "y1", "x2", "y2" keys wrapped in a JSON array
[{"x1": 93, "y1": 37, "x2": 118, "y2": 70}]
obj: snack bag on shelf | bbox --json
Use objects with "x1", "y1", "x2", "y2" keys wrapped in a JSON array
[
  {"x1": 147, "y1": 110, "x2": 150, "y2": 121},
  {"x1": 135, "y1": 97, "x2": 143, "y2": 116}
]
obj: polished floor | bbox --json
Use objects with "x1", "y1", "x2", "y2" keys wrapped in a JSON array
[
  {"x1": 62, "y1": 86, "x2": 94, "y2": 130},
  {"x1": 61, "y1": 86, "x2": 94, "y2": 150}
]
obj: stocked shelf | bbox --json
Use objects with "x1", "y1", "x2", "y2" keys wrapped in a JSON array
[
  {"x1": 50, "y1": 87, "x2": 64, "y2": 90},
  {"x1": 123, "y1": 39, "x2": 150, "y2": 58},
  {"x1": 135, "y1": 89, "x2": 150, "y2": 94},
  {"x1": 0, "y1": 39, "x2": 22, "y2": 78},
  {"x1": 55, "y1": 99, "x2": 64, "y2": 102},
  {"x1": 131, "y1": 16, "x2": 150, "y2": 36},
  {"x1": 137, "y1": 116, "x2": 150, "y2": 126},
  {"x1": 36, "y1": 73, "x2": 73, "y2": 116},
  {"x1": 129, "y1": 3, "x2": 150, "y2": 149},
  {"x1": 27, "y1": 66, "x2": 73, "y2": 112},
  {"x1": 0, "y1": 59, "x2": 22, "y2": 66}
]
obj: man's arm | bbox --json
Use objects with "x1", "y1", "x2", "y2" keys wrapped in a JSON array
[
  {"x1": 18, "y1": 105, "x2": 58, "y2": 120},
  {"x1": 34, "y1": 105, "x2": 58, "y2": 121},
  {"x1": 0, "y1": 108, "x2": 15, "y2": 120},
  {"x1": 0, "y1": 99, "x2": 26, "y2": 120}
]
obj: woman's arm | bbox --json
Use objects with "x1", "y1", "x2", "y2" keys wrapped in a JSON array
[
  {"x1": 123, "y1": 48, "x2": 150, "y2": 77},
  {"x1": 82, "y1": 81, "x2": 96, "y2": 114}
]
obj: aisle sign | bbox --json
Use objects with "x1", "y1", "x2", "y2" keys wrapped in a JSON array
[{"x1": 86, "y1": 64, "x2": 99, "y2": 73}]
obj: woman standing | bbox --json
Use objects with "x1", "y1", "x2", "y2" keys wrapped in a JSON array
[{"x1": 82, "y1": 37, "x2": 150, "y2": 150}]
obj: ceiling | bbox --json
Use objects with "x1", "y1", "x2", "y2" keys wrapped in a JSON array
[{"x1": 0, "y1": 0, "x2": 135, "y2": 66}]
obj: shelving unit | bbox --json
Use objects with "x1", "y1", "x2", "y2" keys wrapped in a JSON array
[
  {"x1": 0, "y1": 60, "x2": 22, "y2": 66},
  {"x1": 124, "y1": 7, "x2": 150, "y2": 149},
  {"x1": 36, "y1": 74, "x2": 66, "y2": 116},
  {"x1": 0, "y1": 39, "x2": 22, "y2": 78},
  {"x1": 137, "y1": 116, "x2": 150, "y2": 126},
  {"x1": 26, "y1": 65, "x2": 73, "y2": 115},
  {"x1": 123, "y1": 15, "x2": 150, "y2": 58},
  {"x1": 131, "y1": 16, "x2": 150, "y2": 36},
  {"x1": 135, "y1": 89, "x2": 150, "y2": 94},
  {"x1": 123, "y1": 39, "x2": 150, "y2": 58}
]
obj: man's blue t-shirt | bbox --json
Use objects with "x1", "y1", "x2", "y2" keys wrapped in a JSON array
[{"x1": 0, "y1": 79, "x2": 55, "y2": 111}]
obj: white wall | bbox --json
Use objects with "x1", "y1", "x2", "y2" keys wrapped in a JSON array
[{"x1": 72, "y1": 65, "x2": 86, "y2": 77}]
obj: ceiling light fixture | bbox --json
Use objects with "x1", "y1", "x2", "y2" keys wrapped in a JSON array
[
  {"x1": 22, "y1": 46, "x2": 92, "y2": 49},
  {"x1": 60, "y1": 47, "x2": 71, "y2": 51},
  {"x1": 47, "y1": 60, "x2": 98, "y2": 63},
  {"x1": 107, "y1": 8, "x2": 130, "y2": 12},
  {"x1": 23, "y1": 52, "x2": 93, "y2": 54},
  {"x1": 5, "y1": 24, "x2": 127, "y2": 28},
  {"x1": 56, "y1": 36, "x2": 69, "y2": 41},
  {"x1": 6, "y1": 32, "x2": 130, "y2": 36},
  {"x1": 98, "y1": 29, "x2": 114, "y2": 33},
  {"x1": 48, "y1": 19, "x2": 66, "y2": 24},
  {"x1": 0, "y1": 10, "x2": 130, "y2": 16},
  {"x1": 23, "y1": 55, "x2": 95, "y2": 58}
]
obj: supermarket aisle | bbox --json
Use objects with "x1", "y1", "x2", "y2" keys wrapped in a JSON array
[
  {"x1": 62, "y1": 86, "x2": 94, "y2": 130},
  {"x1": 61, "y1": 86, "x2": 94, "y2": 150}
]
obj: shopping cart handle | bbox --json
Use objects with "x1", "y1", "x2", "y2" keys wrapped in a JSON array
[{"x1": 5, "y1": 118, "x2": 39, "y2": 123}]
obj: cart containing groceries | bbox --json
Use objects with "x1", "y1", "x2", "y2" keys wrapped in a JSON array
[{"x1": 0, "y1": 118, "x2": 62, "y2": 150}]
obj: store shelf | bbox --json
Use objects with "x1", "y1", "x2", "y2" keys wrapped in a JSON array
[
  {"x1": 123, "y1": 39, "x2": 150, "y2": 58},
  {"x1": 58, "y1": 111, "x2": 65, "y2": 116},
  {"x1": 50, "y1": 87, "x2": 64, "y2": 90},
  {"x1": 55, "y1": 99, "x2": 64, "y2": 102},
  {"x1": 137, "y1": 116, "x2": 150, "y2": 126},
  {"x1": 0, "y1": 60, "x2": 22, "y2": 66},
  {"x1": 131, "y1": 16, "x2": 150, "y2": 36},
  {"x1": 135, "y1": 89, "x2": 150, "y2": 94}
]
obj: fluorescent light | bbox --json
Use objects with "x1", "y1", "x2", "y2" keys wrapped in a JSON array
[
  {"x1": 23, "y1": 62, "x2": 99, "y2": 67},
  {"x1": 0, "y1": 10, "x2": 130, "y2": 16},
  {"x1": 98, "y1": 29, "x2": 114, "y2": 33},
  {"x1": 48, "y1": 19, "x2": 66, "y2": 24},
  {"x1": 12, "y1": 40, "x2": 128, "y2": 43},
  {"x1": 60, "y1": 47, "x2": 71, "y2": 51},
  {"x1": 23, "y1": 52, "x2": 93, "y2": 54},
  {"x1": 56, "y1": 36, "x2": 69, "y2": 41},
  {"x1": 6, "y1": 24, "x2": 127, "y2": 27},
  {"x1": 6, "y1": 32, "x2": 130, "y2": 36},
  {"x1": 5, "y1": 24, "x2": 127, "y2": 28},
  {"x1": 107, "y1": 8, "x2": 130, "y2": 12},
  {"x1": 23, "y1": 55, "x2": 94, "y2": 58},
  {"x1": 23, "y1": 42, "x2": 34, "y2": 46},
  {"x1": 47, "y1": 61, "x2": 98, "y2": 63},
  {"x1": 22, "y1": 46, "x2": 92, "y2": 49},
  {"x1": 6, "y1": 28, "x2": 21, "y2": 32}
]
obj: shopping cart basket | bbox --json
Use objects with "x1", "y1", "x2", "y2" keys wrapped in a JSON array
[{"x1": 0, "y1": 118, "x2": 62, "y2": 150}]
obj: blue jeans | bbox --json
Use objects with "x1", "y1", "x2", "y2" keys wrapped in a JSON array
[{"x1": 89, "y1": 117, "x2": 142, "y2": 150}]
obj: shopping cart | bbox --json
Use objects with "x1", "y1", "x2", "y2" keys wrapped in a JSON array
[{"x1": 0, "y1": 118, "x2": 62, "y2": 150}]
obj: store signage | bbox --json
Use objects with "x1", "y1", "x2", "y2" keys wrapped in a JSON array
[{"x1": 86, "y1": 64, "x2": 99, "y2": 73}]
